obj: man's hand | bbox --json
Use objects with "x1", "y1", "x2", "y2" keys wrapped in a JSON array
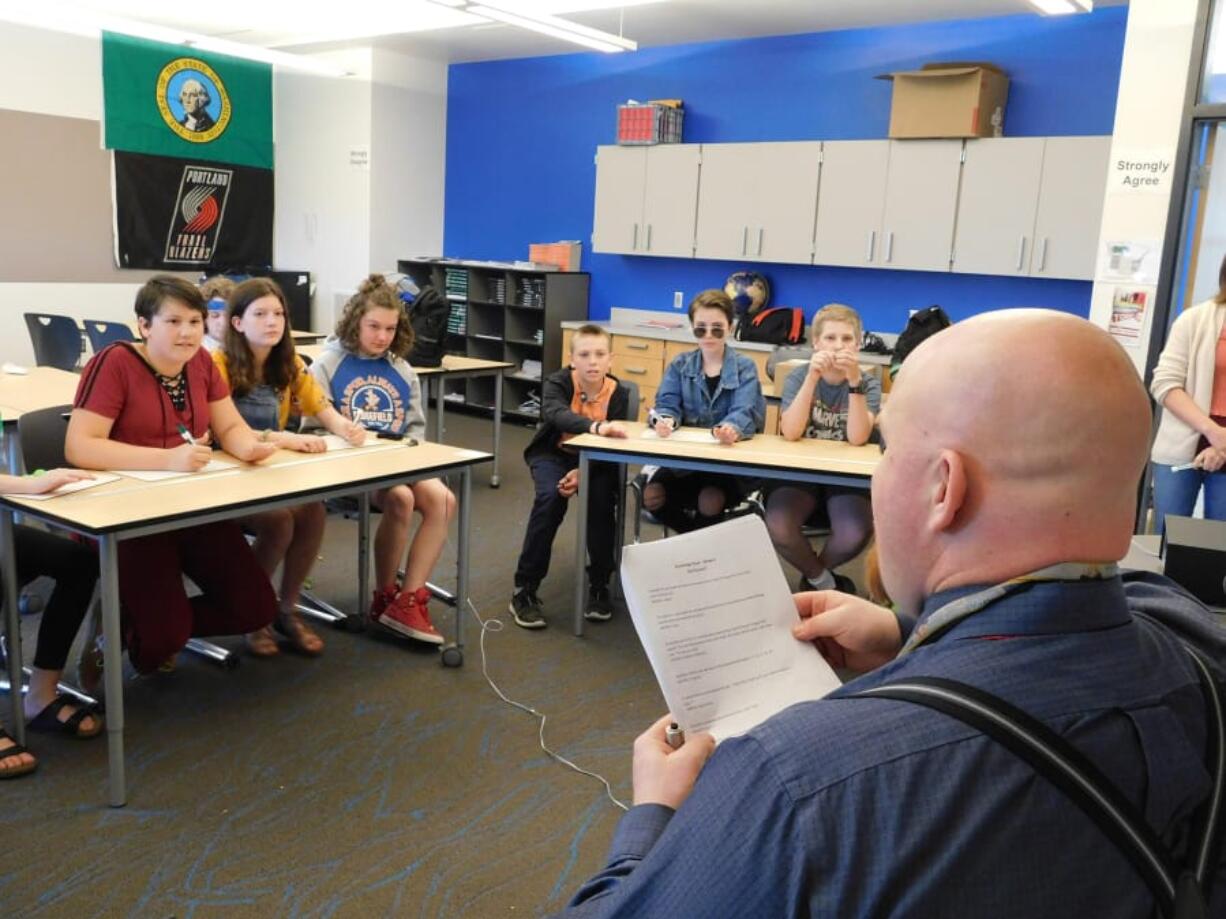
[
  {"x1": 1195, "y1": 445, "x2": 1226, "y2": 473},
  {"x1": 343, "y1": 419, "x2": 367, "y2": 446},
  {"x1": 809, "y1": 350, "x2": 834, "y2": 377},
  {"x1": 632, "y1": 714, "x2": 716, "y2": 810},
  {"x1": 653, "y1": 416, "x2": 676, "y2": 438},
  {"x1": 557, "y1": 468, "x2": 580, "y2": 497},
  {"x1": 833, "y1": 350, "x2": 862, "y2": 387},
  {"x1": 601, "y1": 421, "x2": 630, "y2": 439},
  {"x1": 712, "y1": 423, "x2": 739, "y2": 445},
  {"x1": 168, "y1": 438, "x2": 212, "y2": 472},
  {"x1": 1207, "y1": 421, "x2": 1226, "y2": 452},
  {"x1": 793, "y1": 590, "x2": 901, "y2": 674}
]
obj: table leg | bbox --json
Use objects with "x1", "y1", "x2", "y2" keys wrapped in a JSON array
[
  {"x1": 456, "y1": 466, "x2": 471, "y2": 649},
  {"x1": 2, "y1": 510, "x2": 24, "y2": 743},
  {"x1": 491, "y1": 372, "x2": 502, "y2": 488},
  {"x1": 573, "y1": 450, "x2": 590, "y2": 637},
  {"x1": 435, "y1": 380, "x2": 446, "y2": 444},
  {"x1": 358, "y1": 492, "x2": 371, "y2": 617},
  {"x1": 99, "y1": 535, "x2": 126, "y2": 807}
]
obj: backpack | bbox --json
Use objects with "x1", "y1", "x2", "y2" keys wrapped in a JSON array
[
  {"x1": 406, "y1": 285, "x2": 450, "y2": 368},
  {"x1": 734, "y1": 306, "x2": 805, "y2": 345},
  {"x1": 889, "y1": 305, "x2": 951, "y2": 379}
]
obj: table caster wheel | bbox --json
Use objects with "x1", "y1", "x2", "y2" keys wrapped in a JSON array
[
  {"x1": 490, "y1": 474, "x2": 501, "y2": 488},
  {"x1": 440, "y1": 644, "x2": 463, "y2": 668}
]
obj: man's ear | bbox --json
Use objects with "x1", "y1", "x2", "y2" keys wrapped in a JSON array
[{"x1": 929, "y1": 448, "x2": 967, "y2": 534}]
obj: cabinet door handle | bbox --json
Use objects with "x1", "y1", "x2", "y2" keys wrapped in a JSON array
[
  {"x1": 866, "y1": 230, "x2": 876, "y2": 262},
  {"x1": 632, "y1": 223, "x2": 639, "y2": 251},
  {"x1": 757, "y1": 227, "x2": 764, "y2": 256},
  {"x1": 627, "y1": 342, "x2": 649, "y2": 351},
  {"x1": 885, "y1": 231, "x2": 895, "y2": 263},
  {"x1": 742, "y1": 226, "x2": 748, "y2": 255},
  {"x1": 1038, "y1": 237, "x2": 1049, "y2": 272},
  {"x1": 625, "y1": 366, "x2": 648, "y2": 375},
  {"x1": 1016, "y1": 235, "x2": 1027, "y2": 272},
  {"x1": 646, "y1": 224, "x2": 653, "y2": 251}
]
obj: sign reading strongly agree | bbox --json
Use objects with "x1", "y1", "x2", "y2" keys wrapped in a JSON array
[{"x1": 1110, "y1": 151, "x2": 1175, "y2": 195}]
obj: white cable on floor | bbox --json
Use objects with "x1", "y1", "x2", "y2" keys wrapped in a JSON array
[
  {"x1": 466, "y1": 597, "x2": 629, "y2": 812},
  {"x1": 1129, "y1": 538, "x2": 1162, "y2": 558}
]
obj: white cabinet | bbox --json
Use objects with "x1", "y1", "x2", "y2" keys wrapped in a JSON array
[
  {"x1": 695, "y1": 142, "x2": 822, "y2": 264},
  {"x1": 813, "y1": 141, "x2": 890, "y2": 268},
  {"x1": 815, "y1": 140, "x2": 962, "y2": 273},
  {"x1": 879, "y1": 140, "x2": 964, "y2": 272},
  {"x1": 592, "y1": 145, "x2": 700, "y2": 258},
  {"x1": 953, "y1": 138, "x2": 1046, "y2": 276},
  {"x1": 1031, "y1": 136, "x2": 1111, "y2": 281}
]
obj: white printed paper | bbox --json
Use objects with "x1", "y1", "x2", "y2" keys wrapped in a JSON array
[
  {"x1": 620, "y1": 514, "x2": 841, "y2": 742},
  {"x1": 5, "y1": 473, "x2": 120, "y2": 500},
  {"x1": 640, "y1": 428, "x2": 719, "y2": 444},
  {"x1": 114, "y1": 459, "x2": 238, "y2": 481},
  {"x1": 319, "y1": 431, "x2": 370, "y2": 451}
]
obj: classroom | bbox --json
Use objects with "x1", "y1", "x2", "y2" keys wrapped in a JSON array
[{"x1": 2, "y1": 1, "x2": 1225, "y2": 916}]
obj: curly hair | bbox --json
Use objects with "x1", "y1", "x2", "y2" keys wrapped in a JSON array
[
  {"x1": 199, "y1": 275, "x2": 236, "y2": 306},
  {"x1": 334, "y1": 274, "x2": 415, "y2": 359},
  {"x1": 223, "y1": 278, "x2": 301, "y2": 399}
]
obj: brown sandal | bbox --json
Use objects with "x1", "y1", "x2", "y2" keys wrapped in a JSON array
[
  {"x1": 245, "y1": 625, "x2": 280, "y2": 658},
  {"x1": 274, "y1": 611, "x2": 324, "y2": 656}
]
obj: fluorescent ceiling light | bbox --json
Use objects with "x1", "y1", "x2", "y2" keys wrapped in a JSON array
[
  {"x1": 468, "y1": 5, "x2": 634, "y2": 52},
  {"x1": 1027, "y1": 0, "x2": 1093, "y2": 14},
  {"x1": 0, "y1": 2, "x2": 353, "y2": 74}
]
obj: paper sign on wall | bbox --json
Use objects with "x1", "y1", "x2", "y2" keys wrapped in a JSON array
[
  {"x1": 1109, "y1": 150, "x2": 1175, "y2": 195},
  {"x1": 1108, "y1": 287, "x2": 1150, "y2": 344},
  {"x1": 1097, "y1": 238, "x2": 1161, "y2": 285},
  {"x1": 349, "y1": 146, "x2": 370, "y2": 170}
]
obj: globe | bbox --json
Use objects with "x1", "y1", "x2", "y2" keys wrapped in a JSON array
[{"x1": 724, "y1": 270, "x2": 771, "y2": 317}]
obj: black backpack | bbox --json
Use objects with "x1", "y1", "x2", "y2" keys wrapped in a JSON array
[
  {"x1": 889, "y1": 305, "x2": 952, "y2": 379},
  {"x1": 735, "y1": 306, "x2": 806, "y2": 345},
  {"x1": 406, "y1": 286, "x2": 450, "y2": 368}
]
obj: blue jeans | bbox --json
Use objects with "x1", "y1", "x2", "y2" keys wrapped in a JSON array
[{"x1": 1151, "y1": 463, "x2": 1226, "y2": 535}]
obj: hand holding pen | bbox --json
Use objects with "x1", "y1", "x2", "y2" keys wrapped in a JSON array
[{"x1": 171, "y1": 424, "x2": 213, "y2": 472}]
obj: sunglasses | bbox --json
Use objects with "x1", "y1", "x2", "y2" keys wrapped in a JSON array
[{"x1": 692, "y1": 324, "x2": 727, "y2": 339}]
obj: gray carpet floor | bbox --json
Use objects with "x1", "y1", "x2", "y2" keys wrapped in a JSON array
[{"x1": 3, "y1": 413, "x2": 863, "y2": 918}]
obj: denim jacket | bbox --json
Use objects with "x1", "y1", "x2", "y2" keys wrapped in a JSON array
[{"x1": 653, "y1": 347, "x2": 765, "y2": 439}]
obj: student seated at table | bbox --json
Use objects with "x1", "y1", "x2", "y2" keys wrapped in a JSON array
[
  {"x1": 765, "y1": 303, "x2": 880, "y2": 594},
  {"x1": 509, "y1": 324, "x2": 631, "y2": 629},
  {"x1": 309, "y1": 274, "x2": 456, "y2": 645},
  {"x1": 199, "y1": 275, "x2": 235, "y2": 354},
  {"x1": 214, "y1": 278, "x2": 366, "y2": 658},
  {"x1": 0, "y1": 471, "x2": 105, "y2": 779},
  {"x1": 642, "y1": 290, "x2": 765, "y2": 533},
  {"x1": 65, "y1": 275, "x2": 279, "y2": 681}
]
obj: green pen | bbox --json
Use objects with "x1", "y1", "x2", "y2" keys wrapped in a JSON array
[{"x1": 176, "y1": 423, "x2": 196, "y2": 446}]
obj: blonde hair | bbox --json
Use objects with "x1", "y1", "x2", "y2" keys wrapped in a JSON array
[
  {"x1": 199, "y1": 275, "x2": 236, "y2": 305},
  {"x1": 810, "y1": 303, "x2": 863, "y2": 344}
]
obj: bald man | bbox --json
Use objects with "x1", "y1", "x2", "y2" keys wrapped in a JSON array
[
  {"x1": 179, "y1": 79, "x2": 215, "y2": 133},
  {"x1": 556, "y1": 311, "x2": 1225, "y2": 918}
]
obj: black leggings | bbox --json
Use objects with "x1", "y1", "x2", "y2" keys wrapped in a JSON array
[{"x1": 8, "y1": 526, "x2": 98, "y2": 671}]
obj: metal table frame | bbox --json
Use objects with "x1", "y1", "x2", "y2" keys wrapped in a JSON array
[
  {"x1": 1, "y1": 447, "x2": 486, "y2": 806},
  {"x1": 420, "y1": 362, "x2": 511, "y2": 488}
]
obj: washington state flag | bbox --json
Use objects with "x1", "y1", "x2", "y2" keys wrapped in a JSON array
[{"x1": 102, "y1": 31, "x2": 272, "y2": 170}]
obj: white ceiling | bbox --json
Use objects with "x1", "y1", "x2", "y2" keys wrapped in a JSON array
[{"x1": 37, "y1": 0, "x2": 1131, "y2": 65}]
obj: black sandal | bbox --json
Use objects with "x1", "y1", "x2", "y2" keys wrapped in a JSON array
[
  {"x1": 26, "y1": 696, "x2": 103, "y2": 739},
  {"x1": 0, "y1": 728, "x2": 37, "y2": 778}
]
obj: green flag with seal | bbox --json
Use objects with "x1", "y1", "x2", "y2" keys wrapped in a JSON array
[{"x1": 102, "y1": 31, "x2": 272, "y2": 170}]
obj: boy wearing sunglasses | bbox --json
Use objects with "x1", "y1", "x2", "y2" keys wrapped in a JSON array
[{"x1": 642, "y1": 290, "x2": 765, "y2": 532}]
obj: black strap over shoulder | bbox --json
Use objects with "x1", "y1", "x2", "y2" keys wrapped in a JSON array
[{"x1": 850, "y1": 646, "x2": 1223, "y2": 919}]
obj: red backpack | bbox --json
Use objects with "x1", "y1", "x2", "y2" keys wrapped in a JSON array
[{"x1": 734, "y1": 307, "x2": 805, "y2": 345}]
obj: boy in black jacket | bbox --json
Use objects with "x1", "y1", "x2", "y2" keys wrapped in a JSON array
[{"x1": 510, "y1": 325, "x2": 631, "y2": 628}]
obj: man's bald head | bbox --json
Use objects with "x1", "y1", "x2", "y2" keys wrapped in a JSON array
[{"x1": 872, "y1": 310, "x2": 1152, "y2": 613}]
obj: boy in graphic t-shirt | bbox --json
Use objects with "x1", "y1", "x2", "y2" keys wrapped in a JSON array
[{"x1": 509, "y1": 325, "x2": 632, "y2": 630}]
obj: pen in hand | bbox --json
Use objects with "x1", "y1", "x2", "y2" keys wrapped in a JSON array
[{"x1": 176, "y1": 423, "x2": 196, "y2": 446}]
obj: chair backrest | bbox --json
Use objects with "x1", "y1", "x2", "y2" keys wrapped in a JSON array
[
  {"x1": 621, "y1": 379, "x2": 640, "y2": 423},
  {"x1": 23, "y1": 313, "x2": 82, "y2": 371},
  {"x1": 16, "y1": 404, "x2": 72, "y2": 471},
  {"x1": 83, "y1": 320, "x2": 135, "y2": 354}
]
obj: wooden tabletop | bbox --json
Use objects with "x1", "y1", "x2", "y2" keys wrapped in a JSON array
[
  {"x1": 291, "y1": 329, "x2": 328, "y2": 344},
  {"x1": 295, "y1": 345, "x2": 511, "y2": 377},
  {"x1": 0, "y1": 366, "x2": 80, "y2": 420},
  {"x1": 0, "y1": 440, "x2": 490, "y2": 535},
  {"x1": 567, "y1": 422, "x2": 880, "y2": 477}
]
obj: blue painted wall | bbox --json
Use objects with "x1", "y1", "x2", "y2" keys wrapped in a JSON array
[{"x1": 444, "y1": 8, "x2": 1127, "y2": 333}]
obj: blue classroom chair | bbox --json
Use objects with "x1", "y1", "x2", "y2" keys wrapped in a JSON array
[{"x1": 83, "y1": 320, "x2": 136, "y2": 353}]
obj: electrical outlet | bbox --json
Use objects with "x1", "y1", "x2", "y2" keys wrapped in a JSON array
[{"x1": 673, "y1": 290, "x2": 684, "y2": 310}]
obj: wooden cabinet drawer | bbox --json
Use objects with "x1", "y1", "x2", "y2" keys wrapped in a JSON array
[
  {"x1": 612, "y1": 353, "x2": 663, "y2": 387},
  {"x1": 561, "y1": 328, "x2": 574, "y2": 364},
  {"x1": 663, "y1": 340, "x2": 692, "y2": 367},
  {"x1": 741, "y1": 349, "x2": 772, "y2": 389},
  {"x1": 613, "y1": 335, "x2": 665, "y2": 361},
  {"x1": 628, "y1": 384, "x2": 658, "y2": 423},
  {"x1": 765, "y1": 402, "x2": 780, "y2": 435}
]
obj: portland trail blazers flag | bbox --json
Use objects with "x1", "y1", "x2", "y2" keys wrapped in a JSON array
[
  {"x1": 113, "y1": 152, "x2": 272, "y2": 270},
  {"x1": 102, "y1": 32, "x2": 273, "y2": 269}
]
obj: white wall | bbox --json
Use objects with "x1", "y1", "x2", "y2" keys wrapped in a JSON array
[
  {"x1": 273, "y1": 48, "x2": 374, "y2": 332},
  {"x1": 368, "y1": 48, "x2": 449, "y2": 276}
]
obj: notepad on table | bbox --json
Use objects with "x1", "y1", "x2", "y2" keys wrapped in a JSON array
[
  {"x1": 114, "y1": 459, "x2": 238, "y2": 481},
  {"x1": 640, "y1": 428, "x2": 719, "y2": 444},
  {"x1": 4, "y1": 473, "x2": 120, "y2": 500},
  {"x1": 319, "y1": 431, "x2": 370, "y2": 451}
]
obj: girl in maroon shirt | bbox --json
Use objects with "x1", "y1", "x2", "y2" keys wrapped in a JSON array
[{"x1": 66, "y1": 276, "x2": 279, "y2": 680}]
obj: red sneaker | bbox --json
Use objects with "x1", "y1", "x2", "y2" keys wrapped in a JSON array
[
  {"x1": 378, "y1": 586, "x2": 443, "y2": 645},
  {"x1": 370, "y1": 586, "x2": 398, "y2": 624}
]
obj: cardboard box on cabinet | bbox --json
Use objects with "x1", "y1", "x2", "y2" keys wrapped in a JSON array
[{"x1": 877, "y1": 62, "x2": 1009, "y2": 139}]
